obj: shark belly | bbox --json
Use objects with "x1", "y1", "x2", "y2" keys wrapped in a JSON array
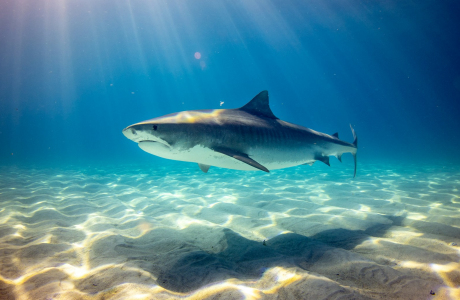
[
  {"x1": 139, "y1": 141, "x2": 252, "y2": 170},
  {"x1": 138, "y1": 141, "x2": 318, "y2": 171}
]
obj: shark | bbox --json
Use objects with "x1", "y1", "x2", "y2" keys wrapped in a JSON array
[{"x1": 122, "y1": 91, "x2": 358, "y2": 176}]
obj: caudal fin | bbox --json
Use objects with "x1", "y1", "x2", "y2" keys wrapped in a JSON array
[{"x1": 350, "y1": 124, "x2": 358, "y2": 178}]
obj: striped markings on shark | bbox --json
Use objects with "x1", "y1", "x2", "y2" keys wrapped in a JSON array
[{"x1": 123, "y1": 91, "x2": 358, "y2": 177}]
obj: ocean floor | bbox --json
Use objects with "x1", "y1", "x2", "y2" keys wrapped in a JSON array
[{"x1": 0, "y1": 162, "x2": 459, "y2": 300}]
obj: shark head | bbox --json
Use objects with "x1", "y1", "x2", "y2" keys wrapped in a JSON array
[
  {"x1": 122, "y1": 110, "x2": 220, "y2": 159},
  {"x1": 122, "y1": 112, "x2": 189, "y2": 158},
  {"x1": 122, "y1": 121, "x2": 173, "y2": 158}
]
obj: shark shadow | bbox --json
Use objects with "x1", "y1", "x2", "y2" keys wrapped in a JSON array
[{"x1": 106, "y1": 215, "x2": 408, "y2": 293}]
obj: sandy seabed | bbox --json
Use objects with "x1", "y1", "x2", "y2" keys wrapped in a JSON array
[{"x1": 0, "y1": 162, "x2": 459, "y2": 300}]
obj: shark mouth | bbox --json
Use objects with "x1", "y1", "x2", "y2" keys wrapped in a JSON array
[{"x1": 138, "y1": 140, "x2": 171, "y2": 148}]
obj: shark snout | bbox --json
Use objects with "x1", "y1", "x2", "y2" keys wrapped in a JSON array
[
  {"x1": 122, "y1": 126, "x2": 137, "y2": 141},
  {"x1": 123, "y1": 125, "x2": 158, "y2": 143}
]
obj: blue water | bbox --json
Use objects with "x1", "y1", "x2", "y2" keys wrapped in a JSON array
[
  {"x1": 1, "y1": 1, "x2": 460, "y2": 299},
  {"x1": 1, "y1": 0, "x2": 459, "y2": 167}
]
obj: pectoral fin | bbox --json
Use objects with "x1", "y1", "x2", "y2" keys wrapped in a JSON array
[
  {"x1": 315, "y1": 154, "x2": 330, "y2": 166},
  {"x1": 213, "y1": 147, "x2": 269, "y2": 172},
  {"x1": 198, "y1": 163, "x2": 211, "y2": 173}
]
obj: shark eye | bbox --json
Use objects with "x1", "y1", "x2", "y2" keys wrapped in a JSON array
[{"x1": 152, "y1": 125, "x2": 158, "y2": 131}]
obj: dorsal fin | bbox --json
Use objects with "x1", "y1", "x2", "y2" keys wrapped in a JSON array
[
  {"x1": 239, "y1": 90, "x2": 277, "y2": 119},
  {"x1": 332, "y1": 132, "x2": 339, "y2": 138}
]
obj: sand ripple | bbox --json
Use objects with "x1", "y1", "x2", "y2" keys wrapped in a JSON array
[{"x1": 0, "y1": 163, "x2": 459, "y2": 299}]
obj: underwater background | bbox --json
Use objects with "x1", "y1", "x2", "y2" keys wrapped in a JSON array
[{"x1": 1, "y1": 0, "x2": 460, "y2": 299}]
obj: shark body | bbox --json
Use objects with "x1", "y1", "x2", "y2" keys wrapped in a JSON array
[{"x1": 122, "y1": 91, "x2": 358, "y2": 176}]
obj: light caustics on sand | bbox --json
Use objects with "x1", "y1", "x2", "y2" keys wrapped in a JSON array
[{"x1": 0, "y1": 165, "x2": 459, "y2": 299}]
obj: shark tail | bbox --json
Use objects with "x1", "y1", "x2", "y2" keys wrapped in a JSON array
[{"x1": 350, "y1": 124, "x2": 358, "y2": 178}]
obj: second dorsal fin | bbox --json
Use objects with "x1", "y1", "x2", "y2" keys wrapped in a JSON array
[{"x1": 239, "y1": 90, "x2": 277, "y2": 119}]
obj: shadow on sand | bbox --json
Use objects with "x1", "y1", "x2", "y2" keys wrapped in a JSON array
[{"x1": 93, "y1": 215, "x2": 407, "y2": 293}]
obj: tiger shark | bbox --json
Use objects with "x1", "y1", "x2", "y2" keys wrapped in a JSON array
[{"x1": 122, "y1": 91, "x2": 358, "y2": 176}]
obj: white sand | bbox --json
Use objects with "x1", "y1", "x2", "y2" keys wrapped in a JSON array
[{"x1": 0, "y1": 163, "x2": 459, "y2": 299}]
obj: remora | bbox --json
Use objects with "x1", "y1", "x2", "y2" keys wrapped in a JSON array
[{"x1": 122, "y1": 91, "x2": 358, "y2": 176}]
